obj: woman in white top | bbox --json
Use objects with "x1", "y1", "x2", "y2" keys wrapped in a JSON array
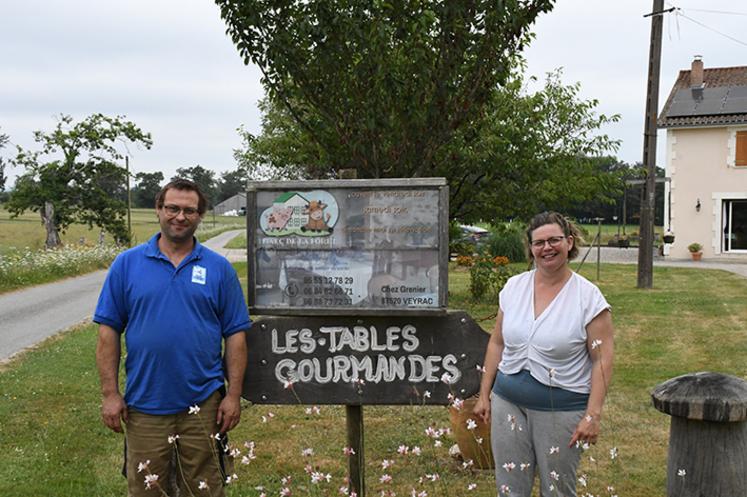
[{"x1": 473, "y1": 212, "x2": 614, "y2": 497}]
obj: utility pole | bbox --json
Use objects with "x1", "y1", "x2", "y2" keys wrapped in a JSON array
[
  {"x1": 126, "y1": 155, "x2": 132, "y2": 247},
  {"x1": 637, "y1": 0, "x2": 672, "y2": 288}
]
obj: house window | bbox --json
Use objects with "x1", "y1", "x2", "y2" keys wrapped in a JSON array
[
  {"x1": 737, "y1": 131, "x2": 747, "y2": 166},
  {"x1": 722, "y1": 199, "x2": 747, "y2": 252}
]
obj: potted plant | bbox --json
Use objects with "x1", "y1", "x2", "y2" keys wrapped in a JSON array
[
  {"x1": 687, "y1": 242, "x2": 703, "y2": 261},
  {"x1": 663, "y1": 231, "x2": 675, "y2": 244}
]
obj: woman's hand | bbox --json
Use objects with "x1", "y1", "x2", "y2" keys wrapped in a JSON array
[
  {"x1": 473, "y1": 395, "x2": 491, "y2": 425},
  {"x1": 569, "y1": 413, "x2": 600, "y2": 447}
]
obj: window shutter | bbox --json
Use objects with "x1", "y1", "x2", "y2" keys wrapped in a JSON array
[{"x1": 737, "y1": 131, "x2": 747, "y2": 166}]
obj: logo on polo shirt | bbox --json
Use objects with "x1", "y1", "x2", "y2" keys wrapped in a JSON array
[{"x1": 192, "y1": 265, "x2": 207, "y2": 285}]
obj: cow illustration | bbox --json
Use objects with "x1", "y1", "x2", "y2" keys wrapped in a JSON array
[{"x1": 301, "y1": 200, "x2": 333, "y2": 233}]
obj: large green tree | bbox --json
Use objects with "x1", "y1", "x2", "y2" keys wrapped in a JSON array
[
  {"x1": 133, "y1": 171, "x2": 164, "y2": 208},
  {"x1": 217, "y1": 169, "x2": 247, "y2": 203},
  {"x1": 0, "y1": 128, "x2": 8, "y2": 197},
  {"x1": 236, "y1": 69, "x2": 621, "y2": 222},
  {"x1": 173, "y1": 165, "x2": 217, "y2": 207},
  {"x1": 7, "y1": 114, "x2": 152, "y2": 247},
  {"x1": 217, "y1": 0, "x2": 555, "y2": 180}
]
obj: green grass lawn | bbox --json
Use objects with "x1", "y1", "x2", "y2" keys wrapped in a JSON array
[
  {"x1": 0, "y1": 207, "x2": 243, "y2": 254},
  {"x1": 0, "y1": 207, "x2": 243, "y2": 293},
  {"x1": 0, "y1": 264, "x2": 745, "y2": 497}
]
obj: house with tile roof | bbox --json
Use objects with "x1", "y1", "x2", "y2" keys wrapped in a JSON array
[{"x1": 658, "y1": 56, "x2": 747, "y2": 259}]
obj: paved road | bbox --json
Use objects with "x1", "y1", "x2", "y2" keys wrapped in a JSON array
[
  {"x1": 0, "y1": 230, "x2": 246, "y2": 363},
  {"x1": 0, "y1": 270, "x2": 107, "y2": 362}
]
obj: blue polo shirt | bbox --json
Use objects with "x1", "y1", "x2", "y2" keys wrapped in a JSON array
[{"x1": 94, "y1": 234, "x2": 251, "y2": 414}]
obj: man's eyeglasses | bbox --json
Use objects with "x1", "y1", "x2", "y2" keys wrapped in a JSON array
[
  {"x1": 530, "y1": 236, "x2": 566, "y2": 249},
  {"x1": 161, "y1": 204, "x2": 200, "y2": 217}
]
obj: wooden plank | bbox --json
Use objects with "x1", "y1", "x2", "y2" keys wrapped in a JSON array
[{"x1": 242, "y1": 311, "x2": 489, "y2": 405}]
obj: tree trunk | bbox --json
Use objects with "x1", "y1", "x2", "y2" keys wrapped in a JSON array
[{"x1": 41, "y1": 201, "x2": 62, "y2": 248}]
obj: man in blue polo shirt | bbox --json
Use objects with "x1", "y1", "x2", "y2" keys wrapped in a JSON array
[{"x1": 95, "y1": 178, "x2": 250, "y2": 497}]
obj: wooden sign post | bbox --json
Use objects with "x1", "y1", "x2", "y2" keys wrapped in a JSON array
[
  {"x1": 243, "y1": 179, "x2": 479, "y2": 496},
  {"x1": 243, "y1": 311, "x2": 489, "y2": 495}
]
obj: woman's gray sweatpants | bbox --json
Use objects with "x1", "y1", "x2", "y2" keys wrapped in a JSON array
[{"x1": 491, "y1": 394, "x2": 584, "y2": 497}]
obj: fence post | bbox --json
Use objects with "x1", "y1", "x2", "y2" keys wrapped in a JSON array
[{"x1": 651, "y1": 372, "x2": 747, "y2": 497}]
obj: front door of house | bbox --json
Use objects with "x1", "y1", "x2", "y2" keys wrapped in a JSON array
[{"x1": 723, "y1": 200, "x2": 747, "y2": 252}]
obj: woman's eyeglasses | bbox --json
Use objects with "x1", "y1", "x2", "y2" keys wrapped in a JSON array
[{"x1": 530, "y1": 236, "x2": 566, "y2": 249}]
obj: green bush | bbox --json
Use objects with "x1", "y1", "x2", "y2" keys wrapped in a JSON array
[
  {"x1": 469, "y1": 256, "x2": 518, "y2": 303},
  {"x1": 484, "y1": 222, "x2": 526, "y2": 262}
]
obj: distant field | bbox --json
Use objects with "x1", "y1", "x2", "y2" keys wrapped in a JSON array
[{"x1": 0, "y1": 207, "x2": 243, "y2": 253}]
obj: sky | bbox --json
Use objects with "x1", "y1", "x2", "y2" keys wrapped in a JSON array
[{"x1": 1, "y1": 1, "x2": 746, "y2": 188}]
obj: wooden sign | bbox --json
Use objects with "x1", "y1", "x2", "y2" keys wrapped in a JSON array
[
  {"x1": 242, "y1": 311, "x2": 489, "y2": 405},
  {"x1": 246, "y1": 178, "x2": 450, "y2": 316}
]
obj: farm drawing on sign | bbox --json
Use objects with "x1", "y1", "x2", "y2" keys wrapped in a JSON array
[{"x1": 260, "y1": 190, "x2": 339, "y2": 237}]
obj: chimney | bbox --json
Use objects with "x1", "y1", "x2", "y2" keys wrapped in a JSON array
[{"x1": 690, "y1": 55, "x2": 704, "y2": 88}]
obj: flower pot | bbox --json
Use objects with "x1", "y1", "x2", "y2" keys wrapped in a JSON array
[
  {"x1": 448, "y1": 396, "x2": 493, "y2": 469},
  {"x1": 663, "y1": 234, "x2": 675, "y2": 244},
  {"x1": 690, "y1": 251, "x2": 703, "y2": 261}
]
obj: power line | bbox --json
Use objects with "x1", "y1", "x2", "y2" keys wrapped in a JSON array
[
  {"x1": 682, "y1": 8, "x2": 747, "y2": 16},
  {"x1": 675, "y1": 10, "x2": 747, "y2": 48}
]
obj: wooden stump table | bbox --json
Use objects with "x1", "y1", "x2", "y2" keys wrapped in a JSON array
[{"x1": 651, "y1": 372, "x2": 747, "y2": 497}]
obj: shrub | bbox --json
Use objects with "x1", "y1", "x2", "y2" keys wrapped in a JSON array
[
  {"x1": 455, "y1": 255, "x2": 474, "y2": 267},
  {"x1": 484, "y1": 222, "x2": 526, "y2": 262},
  {"x1": 469, "y1": 255, "x2": 518, "y2": 303}
]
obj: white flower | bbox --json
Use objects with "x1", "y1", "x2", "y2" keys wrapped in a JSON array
[
  {"x1": 467, "y1": 483, "x2": 477, "y2": 491},
  {"x1": 343, "y1": 446, "x2": 356, "y2": 456},
  {"x1": 549, "y1": 471, "x2": 559, "y2": 481},
  {"x1": 451, "y1": 397, "x2": 464, "y2": 410},
  {"x1": 466, "y1": 419, "x2": 477, "y2": 430},
  {"x1": 280, "y1": 487, "x2": 292, "y2": 496},
  {"x1": 462, "y1": 459, "x2": 474, "y2": 469},
  {"x1": 609, "y1": 447, "x2": 618, "y2": 460},
  {"x1": 423, "y1": 390, "x2": 431, "y2": 399},
  {"x1": 520, "y1": 463, "x2": 531, "y2": 471},
  {"x1": 502, "y1": 462, "x2": 516, "y2": 472},
  {"x1": 211, "y1": 433, "x2": 221, "y2": 441},
  {"x1": 411, "y1": 446, "x2": 422, "y2": 455},
  {"x1": 137, "y1": 460, "x2": 150, "y2": 473},
  {"x1": 198, "y1": 480, "x2": 209, "y2": 490},
  {"x1": 499, "y1": 484, "x2": 511, "y2": 494},
  {"x1": 591, "y1": 339, "x2": 603, "y2": 349},
  {"x1": 379, "y1": 474, "x2": 393, "y2": 484},
  {"x1": 381, "y1": 459, "x2": 394, "y2": 469},
  {"x1": 144, "y1": 474, "x2": 159, "y2": 489},
  {"x1": 578, "y1": 474, "x2": 588, "y2": 487},
  {"x1": 283, "y1": 379, "x2": 295, "y2": 389},
  {"x1": 425, "y1": 473, "x2": 440, "y2": 482},
  {"x1": 440, "y1": 373, "x2": 453, "y2": 384},
  {"x1": 301, "y1": 448, "x2": 314, "y2": 457},
  {"x1": 188, "y1": 405, "x2": 201, "y2": 415},
  {"x1": 678, "y1": 469, "x2": 686, "y2": 477},
  {"x1": 549, "y1": 446, "x2": 559, "y2": 455},
  {"x1": 434, "y1": 440, "x2": 442, "y2": 447}
]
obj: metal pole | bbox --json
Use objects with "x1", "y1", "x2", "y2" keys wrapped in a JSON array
[
  {"x1": 637, "y1": 0, "x2": 669, "y2": 288},
  {"x1": 594, "y1": 217, "x2": 603, "y2": 281},
  {"x1": 126, "y1": 155, "x2": 132, "y2": 247},
  {"x1": 346, "y1": 405, "x2": 365, "y2": 497}
]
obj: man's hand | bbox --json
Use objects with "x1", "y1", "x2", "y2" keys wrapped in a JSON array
[
  {"x1": 101, "y1": 393, "x2": 128, "y2": 433},
  {"x1": 216, "y1": 395, "x2": 241, "y2": 433}
]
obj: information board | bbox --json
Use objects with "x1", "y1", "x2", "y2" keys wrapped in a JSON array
[
  {"x1": 247, "y1": 179, "x2": 449, "y2": 315},
  {"x1": 242, "y1": 311, "x2": 489, "y2": 405}
]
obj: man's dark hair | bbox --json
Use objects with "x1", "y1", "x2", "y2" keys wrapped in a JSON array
[
  {"x1": 155, "y1": 178, "x2": 208, "y2": 215},
  {"x1": 525, "y1": 211, "x2": 583, "y2": 261}
]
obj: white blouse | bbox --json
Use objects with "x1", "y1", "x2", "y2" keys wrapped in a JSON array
[{"x1": 498, "y1": 270, "x2": 610, "y2": 394}]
